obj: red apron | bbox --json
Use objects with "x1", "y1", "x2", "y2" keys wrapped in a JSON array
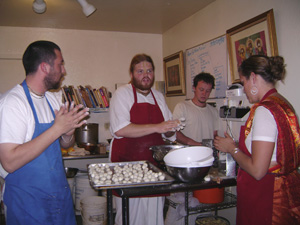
[
  {"x1": 111, "y1": 84, "x2": 165, "y2": 165},
  {"x1": 236, "y1": 126, "x2": 275, "y2": 225},
  {"x1": 236, "y1": 88, "x2": 300, "y2": 225}
]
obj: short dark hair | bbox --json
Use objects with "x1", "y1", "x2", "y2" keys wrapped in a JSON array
[
  {"x1": 22, "y1": 40, "x2": 61, "y2": 75},
  {"x1": 129, "y1": 54, "x2": 155, "y2": 73},
  {"x1": 193, "y1": 72, "x2": 215, "y2": 89}
]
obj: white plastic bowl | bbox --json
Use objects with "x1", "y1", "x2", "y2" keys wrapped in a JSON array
[
  {"x1": 165, "y1": 157, "x2": 214, "y2": 168},
  {"x1": 164, "y1": 146, "x2": 213, "y2": 166}
]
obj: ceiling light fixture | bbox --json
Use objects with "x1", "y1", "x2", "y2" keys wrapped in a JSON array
[
  {"x1": 32, "y1": 0, "x2": 47, "y2": 14},
  {"x1": 77, "y1": 0, "x2": 97, "y2": 17}
]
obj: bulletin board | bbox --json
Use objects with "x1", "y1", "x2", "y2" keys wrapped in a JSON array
[{"x1": 185, "y1": 35, "x2": 227, "y2": 99}]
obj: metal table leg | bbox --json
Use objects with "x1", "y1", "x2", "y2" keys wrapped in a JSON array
[
  {"x1": 107, "y1": 189, "x2": 114, "y2": 225},
  {"x1": 122, "y1": 196, "x2": 129, "y2": 225},
  {"x1": 185, "y1": 192, "x2": 189, "y2": 225}
]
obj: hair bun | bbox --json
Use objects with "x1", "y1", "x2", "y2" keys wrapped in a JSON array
[{"x1": 269, "y1": 56, "x2": 286, "y2": 81}]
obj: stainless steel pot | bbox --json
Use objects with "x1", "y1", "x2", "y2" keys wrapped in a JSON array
[{"x1": 75, "y1": 123, "x2": 98, "y2": 146}]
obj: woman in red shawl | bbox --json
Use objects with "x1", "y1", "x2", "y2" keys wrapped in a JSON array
[{"x1": 214, "y1": 55, "x2": 300, "y2": 225}]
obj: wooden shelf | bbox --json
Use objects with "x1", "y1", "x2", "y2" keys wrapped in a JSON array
[{"x1": 89, "y1": 108, "x2": 109, "y2": 113}]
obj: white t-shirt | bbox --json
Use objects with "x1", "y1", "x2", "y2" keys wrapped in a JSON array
[
  {"x1": 109, "y1": 84, "x2": 175, "y2": 141},
  {"x1": 110, "y1": 85, "x2": 169, "y2": 225},
  {"x1": 245, "y1": 106, "x2": 278, "y2": 161},
  {"x1": 0, "y1": 84, "x2": 62, "y2": 177},
  {"x1": 173, "y1": 100, "x2": 220, "y2": 142}
]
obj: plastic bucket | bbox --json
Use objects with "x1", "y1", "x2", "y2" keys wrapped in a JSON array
[
  {"x1": 193, "y1": 187, "x2": 224, "y2": 204},
  {"x1": 80, "y1": 196, "x2": 107, "y2": 225},
  {"x1": 75, "y1": 175, "x2": 98, "y2": 211}
]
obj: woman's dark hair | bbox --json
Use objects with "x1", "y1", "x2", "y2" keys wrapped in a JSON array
[
  {"x1": 22, "y1": 40, "x2": 61, "y2": 75},
  {"x1": 129, "y1": 54, "x2": 155, "y2": 73},
  {"x1": 193, "y1": 72, "x2": 215, "y2": 89},
  {"x1": 238, "y1": 55, "x2": 286, "y2": 84}
]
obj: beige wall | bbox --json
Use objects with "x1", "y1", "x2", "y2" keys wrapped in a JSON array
[
  {"x1": 163, "y1": 0, "x2": 300, "y2": 115},
  {"x1": 0, "y1": 27, "x2": 163, "y2": 95},
  {"x1": 1, "y1": 0, "x2": 299, "y2": 116}
]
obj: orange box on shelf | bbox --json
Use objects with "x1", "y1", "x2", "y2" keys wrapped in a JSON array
[{"x1": 193, "y1": 187, "x2": 225, "y2": 204}]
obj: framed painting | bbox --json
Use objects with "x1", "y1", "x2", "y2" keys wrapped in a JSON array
[
  {"x1": 226, "y1": 9, "x2": 278, "y2": 82},
  {"x1": 163, "y1": 51, "x2": 185, "y2": 96}
]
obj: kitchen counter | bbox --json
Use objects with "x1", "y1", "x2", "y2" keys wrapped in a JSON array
[
  {"x1": 63, "y1": 153, "x2": 109, "y2": 170},
  {"x1": 63, "y1": 153, "x2": 108, "y2": 160}
]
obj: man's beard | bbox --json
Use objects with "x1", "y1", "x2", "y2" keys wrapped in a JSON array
[
  {"x1": 44, "y1": 70, "x2": 62, "y2": 90},
  {"x1": 131, "y1": 77, "x2": 154, "y2": 91}
]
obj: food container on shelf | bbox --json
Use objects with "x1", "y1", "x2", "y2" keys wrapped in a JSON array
[
  {"x1": 195, "y1": 215, "x2": 230, "y2": 225},
  {"x1": 193, "y1": 187, "x2": 225, "y2": 204}
]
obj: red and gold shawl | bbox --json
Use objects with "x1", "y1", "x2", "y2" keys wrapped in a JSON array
[{"x1": 244, "y1": 91, "x2": 300, "y2": 224}]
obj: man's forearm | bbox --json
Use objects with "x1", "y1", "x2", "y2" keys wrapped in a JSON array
[
  {"x1": 0, "y1": 125, "x2": 63, "y2": 173},
  {"x1": 176, "y1": 131, "x2": 202, "y2": 146},
  {"x1": 115, "y1": 123, "x2": 158, "y2": 138}
]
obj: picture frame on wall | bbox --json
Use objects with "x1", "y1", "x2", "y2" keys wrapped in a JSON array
[
  {"x1": 163, "y1": 51, "x2": 186, "y2": 97},
  {"x1": 226, "y1": 9, "x2": 278, "y2": 82}
]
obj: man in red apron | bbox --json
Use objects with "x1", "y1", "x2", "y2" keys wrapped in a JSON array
[
  {"x1": 0, "y1": 41, "x2": 89, "y2": 224},
  {"x1": 109, "y1": 54, "x2": 179, "y2": 225}
]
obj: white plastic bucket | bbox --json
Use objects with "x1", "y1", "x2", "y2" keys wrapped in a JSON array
[
  {"x1": 75, "y1": 175, "x2": 98, "y2": 211},
  {"x1": 80, "y1": 196, "x2": 107, "y2": 225},
  {"x1": 67, "y1": 177, "x2": 75, "y2": 204}
]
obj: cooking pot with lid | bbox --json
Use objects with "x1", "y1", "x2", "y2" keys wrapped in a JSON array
[{"x1": 75, "y1": 123, "x2": 99, "y2": 147}]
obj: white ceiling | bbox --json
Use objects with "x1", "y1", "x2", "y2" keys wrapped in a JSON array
[{"x1": 0, "y1": 0, "x2": 215, "y2": 34}]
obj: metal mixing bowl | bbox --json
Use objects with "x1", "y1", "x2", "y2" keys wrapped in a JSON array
[
  {"x1": 149, "y1": 145, "x2": 186, "y2": 162},
  {"x1": 65, "y1": 167, "x2": 79, "y2": 178},
  {"x1": 149, "y1": 145, "x2": 186, "y2": 171},
  {"x1": 165, "y1": 164, "x2": 211, "y2": 183}
]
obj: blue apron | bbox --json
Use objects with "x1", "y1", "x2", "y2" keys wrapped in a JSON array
[{"x1": 4, "y1": 80, "x2": 76, "y2": 225}]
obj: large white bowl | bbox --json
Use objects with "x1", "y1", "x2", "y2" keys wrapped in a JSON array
[
  {"x1": 164, "y1": 146, "x2": 213, "y2": 166},
  {"x1": 165, "y1": 157, "x2": 214, "y2": 168}
]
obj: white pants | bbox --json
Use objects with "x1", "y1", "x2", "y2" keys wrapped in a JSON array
[{"x1": 114, "y1": 196, "x2": 165, "y2": 225}]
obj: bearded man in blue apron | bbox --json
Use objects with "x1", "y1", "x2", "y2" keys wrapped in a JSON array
[
  {"x1": 0, "y1": 40, "x2": 89, "y2": 224},
  {"x1": 109, "y1": 54, "x2": 180, "y2": 225}
]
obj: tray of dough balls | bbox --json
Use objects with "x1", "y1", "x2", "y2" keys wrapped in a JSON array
[{"x1": 88, "y1": 161, "x2": 175, "y2": 189}]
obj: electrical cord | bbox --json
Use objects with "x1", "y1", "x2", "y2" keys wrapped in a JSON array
[{"x1": 225, "y1": 108, "x2": 235, "y2": 142}]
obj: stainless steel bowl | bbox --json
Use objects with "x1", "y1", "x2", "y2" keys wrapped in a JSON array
[
  {"x1": 149, "y1": 145, "x2": 187, "y2": 171},
  {"x1": 165, "y1": 164, "x2": 211, "y2": 183},
  {"x1": 149, "y1": 145, "x2": 186, "y2": 162},
  {"x1": 65, "y1": 167, "x2": 79, "y2": 178}
]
